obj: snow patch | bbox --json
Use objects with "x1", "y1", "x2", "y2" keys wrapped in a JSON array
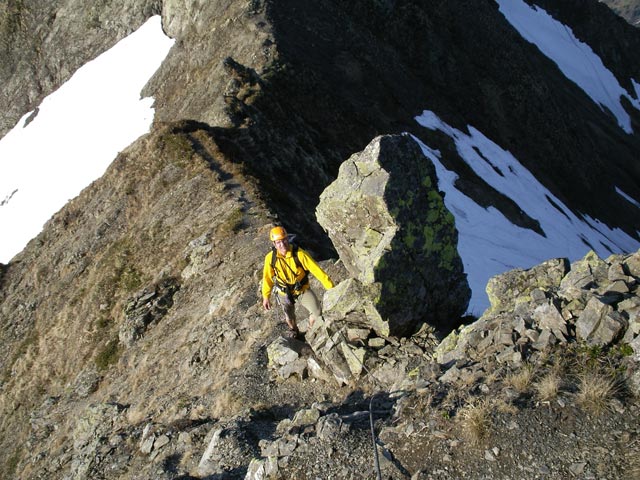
[
  {"x1": 496, "y1": 0, "x2": 640, "y2": 134},
  {"x1": 616, "y1": 187, "x2": 640, "y2": 209},
  {"x1": 0, "y1": 16, "x2": 174, "y2": 263},
  {"x1": 414, "y1": 110, "x2": 640, "y2": 315}
]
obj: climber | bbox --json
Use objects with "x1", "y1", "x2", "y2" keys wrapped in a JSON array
[{"x1": 262, "y1": 226, "x2": 334, "y2": 337}]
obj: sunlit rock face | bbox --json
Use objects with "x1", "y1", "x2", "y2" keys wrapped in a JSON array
[{"x1": 317, "y1": 134, "x2": 470, "y2": 335}]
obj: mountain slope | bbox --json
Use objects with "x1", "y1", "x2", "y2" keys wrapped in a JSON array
[
  {"x1": 1, "y1": 1, "x2": 640, "y2": 478},
  {"x1": 149, "y1": 0, "x2": 640, "y2": 242},
  {"x1": 0, "y1": 0, "x2": 161, "y2": 139}
]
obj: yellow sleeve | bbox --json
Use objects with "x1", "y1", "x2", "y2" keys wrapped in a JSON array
[
  {"x1": 297, "y1": 249, "x2": 334, "y2": 290},
  {"x1": 262, "y1": 252, "x2": 275, "y2": 299}
]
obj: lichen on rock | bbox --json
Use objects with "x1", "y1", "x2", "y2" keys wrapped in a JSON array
[{"x1": 317, "y1": 134, "x2": 470, "y2": 335}]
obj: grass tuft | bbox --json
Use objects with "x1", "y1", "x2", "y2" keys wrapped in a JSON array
[
  {"x1": 95, "y1": 339, "x2": 120, "y2": 371},
  {"x1": 458, "y1": 399, "x2": 493, "y2": 446},
  {"x1": 576, "y1": 372, "x2": 618, "y2": 415},
  {"x1": 505, "y1": 363, "x2": 535, "y2": 393},
  {"x1": 535, "y1": 372, "x2": 562, "y2": 402},
  {"x1": 219, "y1": 207, "x2": 245, "y2": 235}
]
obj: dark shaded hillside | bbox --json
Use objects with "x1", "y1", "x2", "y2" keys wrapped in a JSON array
[
  {"x1": 2, "y1": 0, "x2": 640, "y2": 243},
  {"x1": 144, "y1": 0, "x2": 640, "y2": 255},
  {"x1": 532, "y1": 0, "x2": 640, "y2": 89}
]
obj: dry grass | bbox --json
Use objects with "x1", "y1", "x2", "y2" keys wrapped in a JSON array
[
  {"x1": 505, "y1": 363, "x2": 535, "y2": 393},
  {"x1": 493, "y1": 398, "x2": 518, "y2": 415},
  {"x1": 535, "y1": 371, "x2": 562, "y2": 402},
  {"x1": 210, "y1": 390, "x2": 245, "y2": 418},
  {"x1": 441, "y1": 387, "x2": 466, "y2": 415},
  {"x1": 576, "y1": 372, "x2": 618, "y2": 415},
  {"x1": 458, "y1": 399, "x2": 493, "y2": 446}
]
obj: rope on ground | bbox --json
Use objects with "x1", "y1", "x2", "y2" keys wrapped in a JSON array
[
  {"x1": 334, "y1": 325, "x2": 409, "y2": 480},
  {"x1": 269, "y1": 298, "x2": 407, "y2": 479},
  {"x1": 370, "y1": 393, "x2": 383, "y2": 480}
]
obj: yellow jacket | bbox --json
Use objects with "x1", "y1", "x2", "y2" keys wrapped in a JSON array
[{"x1": 262, "y1": 246, "x2": 334, "y2": 299}]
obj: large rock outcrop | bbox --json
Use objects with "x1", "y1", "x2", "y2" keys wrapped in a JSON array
[
  {"x1": 255, "y1": 249, "x2": 640, "y2": 478},
  {"x1": 316, "y1": 134, "x2": 470, "y2": 335},
  {"x1": 435, "y1": 249, "x2": 640, "y2": 376}
]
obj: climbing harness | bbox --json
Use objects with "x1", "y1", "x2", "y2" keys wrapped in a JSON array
[{"x1": 270, "y1": 244, "x2": 309, "y2": 302}]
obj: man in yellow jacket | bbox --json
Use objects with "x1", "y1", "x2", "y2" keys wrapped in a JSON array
[{"x1": 262, "y1": 226, "x2": 334, "y2": 336}]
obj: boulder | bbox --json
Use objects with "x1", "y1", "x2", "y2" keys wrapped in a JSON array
[
  {"x1": 118, "y1": 277, "x2": 180, "y2": 347},
  {"x1": 322, "y1": 278, "x2": 389, "y2": 337},
  {"x1": 575, "y1": 297, "x2": 627, "y2": 346},
  {"x1": 304, "y1": 320, "x2": 362, "y2": 385},
  {"x1": 198, "y1": 419, "x2": 259, "y2": 477},
  {"x1": 316, "y1": 134, "x2": 470, "y2": 334},
  {"x1": 532, "y1": 300, "x2": 568, "y2": 342},
  {"x1": 245, "y1": 457, "x2": 277, "y2": 480},
  {"x1": 558, "y1": 250, "x2": 609, "y2": 302},
  {"x1": 485, "y1": 258, "x2": 568, "y2": 315},
  {"x1": 266, "y1": 336, "x2": 309, "y2": 380},
  {"x1": 623, "y1": 250, "x2": 640, "y2": 278}
]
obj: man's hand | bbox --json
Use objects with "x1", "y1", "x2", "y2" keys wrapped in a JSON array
[{"x1": 262, "y1": 297, "x2": 271, "y2": 310}]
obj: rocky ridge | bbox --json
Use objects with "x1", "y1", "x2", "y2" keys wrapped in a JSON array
[
  {"x1": 251, "y1": 248, "x2": 640, "y2": 480},
  {"x1": 25, "y1": 244, "x2": 640, "y2": 479},
  {"x1": 2, "y1": 1, "x2": 640, "y2": 479},
  {"x1": 7, "y1": 126, "x2": 640, "y2": 478}
]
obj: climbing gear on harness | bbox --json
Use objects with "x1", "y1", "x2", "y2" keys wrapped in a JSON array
[
  {"x1": 270, "y1": 244, "x2": 309, "y2": 302},
  {"x1": 269, "y1": 226, "x2": 288, "y2": 242}
]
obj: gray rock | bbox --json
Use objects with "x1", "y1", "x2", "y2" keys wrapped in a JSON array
[
  {"x1": 532, "y1": 328, "x2": 556, "y2": 351},
  {"x1": 316, "y1": 134, "x2": 470, "y2": 334},
  {"x1": 181, "y1": 234, "x2": 212, "y2": 279},
  {"x1": 533, "y1": 301, "x2": 568, "y2": 342},
  {"x1": 316, "y1": 413, "x2": 347, "y2": 441},
  {"x1": 198, "y1": 420, "x2": 260, "y2": 477},
  {"x1": 70, "y1": 403, "x2": 126, "y2": 479},
  {"x1": 322, "y1": 278, "x2": 389, "y2": 337},
  {"x1": 347, "y1": 327, "x2": 371, "y2": 343},
  {"x1": 486, "y1": 258, "x2": 568, "y2": 315},
  {"x1": 118, "y1": 278, "x2": 180, "y2": 347},
  {"x1": 292, "y1": 408, "x2": 321, "y2": 427},
  {"x1": 140, "y1": 434, "x2": 155, "y2": 455},
  {"x1": 307, "y1": 357, "x2": 334, "y2": 383},
  {"x1": 559, "y1": 251, "x2": 609, "y2": 300},
  {"x1": 154, "y1": 434, "x2": 170, "y2": 450},
  {"x1": 304, "y1": 319, "x2": 363, "y2": 384},
  {"x1": 630, "y1": 333, "x2": 640, "y2": 354},
  {"x1": 368, "y1": 337, "x2": 386, "y2": 348},
  {"x1": 623, "y1": 250, "x2": 640, "y2": 278},
  {"x1": 569, "y1": 462, "x2": 587, "y2": 476},
  {"x1": 245, "y1": 457, "x2": 279, "y2": 480},
  {"x1": 198, "y1": 428, "x2": 224, "y2": 475},
  {"x1": 576, "y1": 297, "x2": 626, "y2": 346},
  {"x1": 72, "y1": 369, "x2": 102, "y2": 398},
  {"x1": 277, "y1": 358, "x2": 308, "y2": 380},
  {"x1": 267, "y1": 337, "x2": 302, "y2": 367},
  {"x1": 260, "y1": 436, "x2": 298, "y2": 457}
]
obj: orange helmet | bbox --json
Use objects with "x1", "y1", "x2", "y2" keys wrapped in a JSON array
[{"x1": 269, "y1": 226, "x2": 288, "y2": 242}]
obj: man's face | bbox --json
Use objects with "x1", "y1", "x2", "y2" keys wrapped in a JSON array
[{"x1": 273, "y1": 238, "x2": 289, "y2": 256}]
